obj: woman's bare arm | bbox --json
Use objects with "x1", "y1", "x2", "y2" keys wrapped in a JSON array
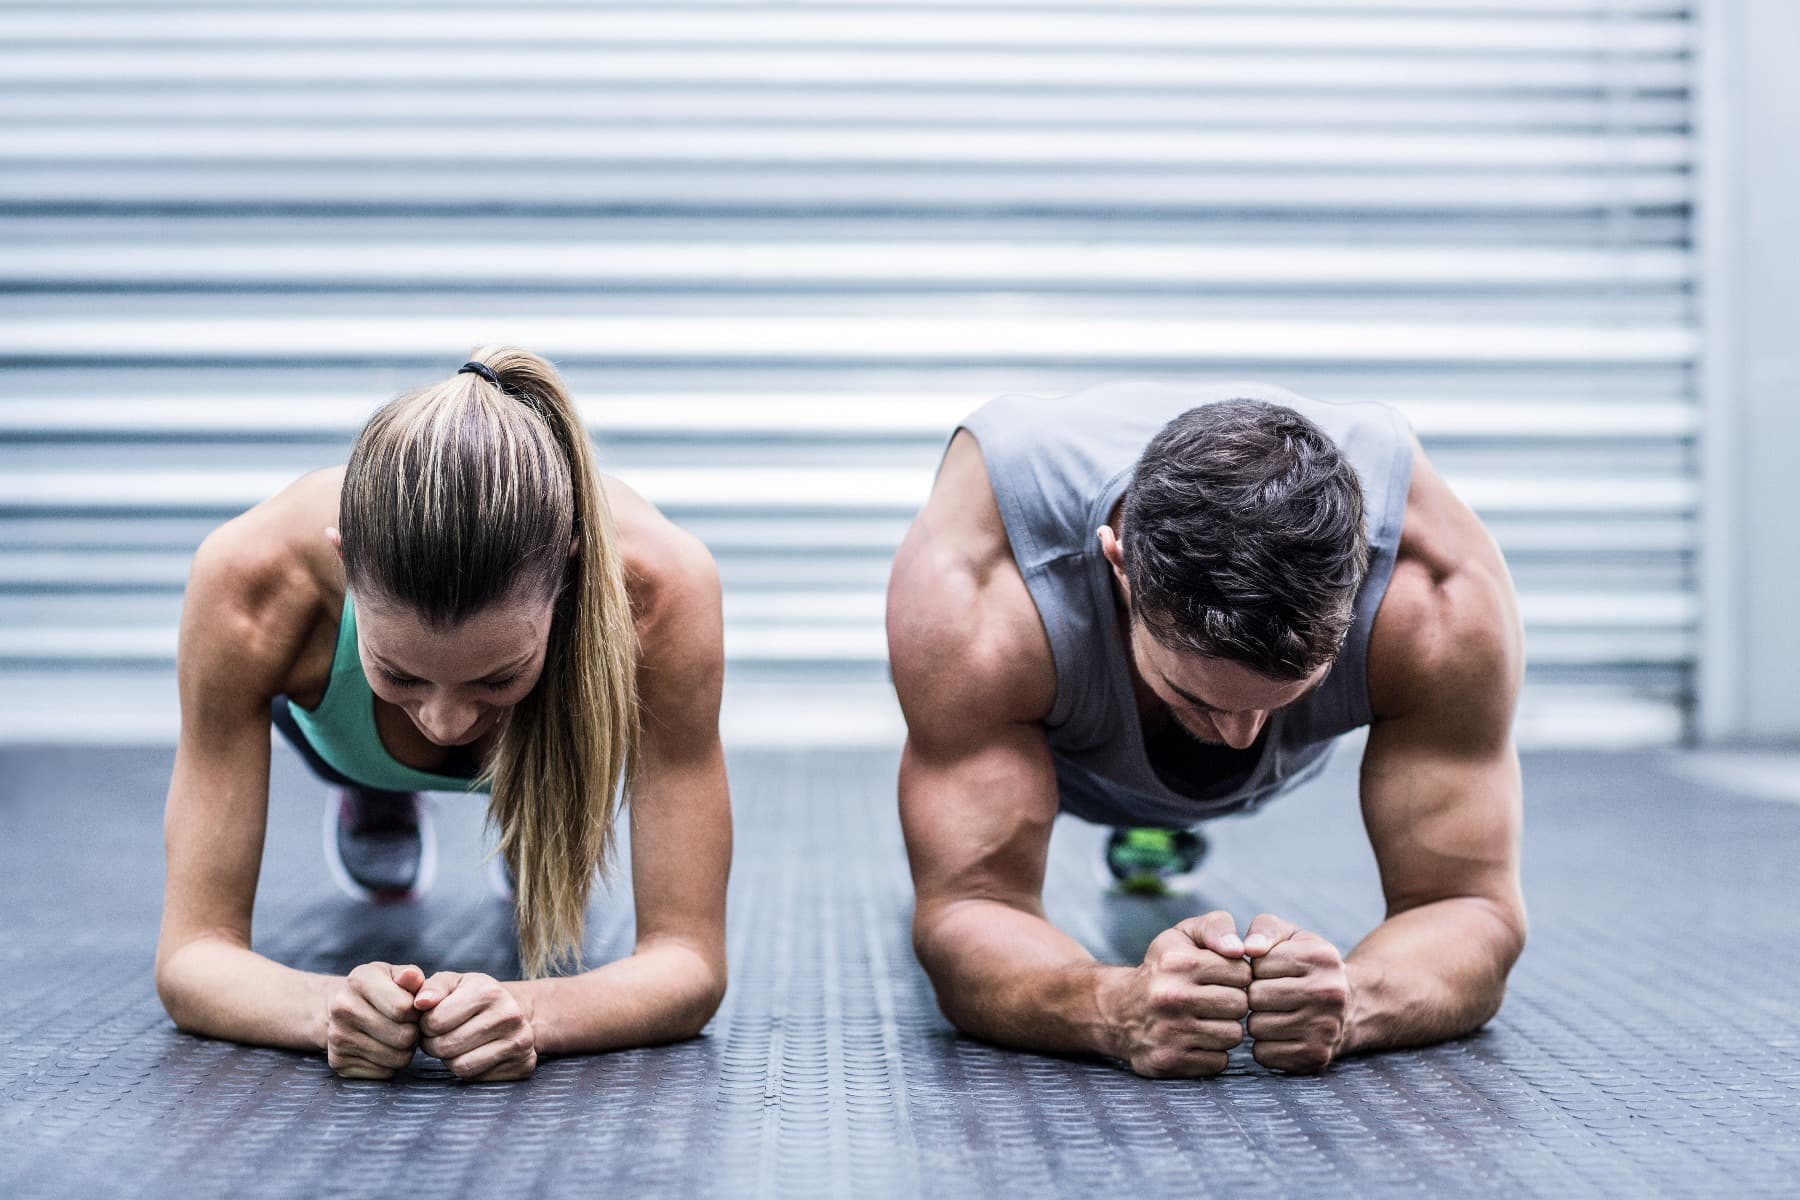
[
  {"x1": 501, "y1": 523, "x2": 732, "y2": 1054},
  {"x1": 155, "y1": 518, "x2": 343, "y2": 1052}
]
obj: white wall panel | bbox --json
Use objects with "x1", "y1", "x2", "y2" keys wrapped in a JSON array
[{"x1": 0, "y1": 1, "x2": 1700, "y2": 746}]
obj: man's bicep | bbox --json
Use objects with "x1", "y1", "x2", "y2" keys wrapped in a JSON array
[
  {"x1": 1358, "y1": 717, "x2": 1524, "y2": 922},
  {"x1": 898, "y1": 722, "x2": 1062, "y2": 915}
]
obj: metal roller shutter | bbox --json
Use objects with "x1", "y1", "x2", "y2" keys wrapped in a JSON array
[{"x1": 0, "y1": 1, "x2": 1698, "y2": 746}]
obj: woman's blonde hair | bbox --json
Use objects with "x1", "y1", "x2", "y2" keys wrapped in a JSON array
[{"x1": 338, "y1": 346, "x2": 638, "y2": 977}]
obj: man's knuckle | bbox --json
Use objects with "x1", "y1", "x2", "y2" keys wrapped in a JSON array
[
  {"x1": 1141, "y1": 1046, "x2": 1180, "y2": 1076},
  {"x1": 1158, "y1": 953, "x2": 1203, "y2": 976},
  {"x1": 1203, "y1": 1022, "x2": 1244, "y2": 1051},
  {"x1": 1147, "y1": 983, "x2": 1186, "y2": 1015}
]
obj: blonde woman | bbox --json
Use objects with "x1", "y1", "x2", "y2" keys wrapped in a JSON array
[{"x1": 155, "y1": 348, "x2": 730, "y2": 1082}]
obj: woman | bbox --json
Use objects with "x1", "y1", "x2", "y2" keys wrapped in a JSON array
[{"x1": 155, "y1": 347, "x2": 731, "y2": 1082}]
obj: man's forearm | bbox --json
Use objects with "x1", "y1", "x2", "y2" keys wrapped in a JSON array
[
  {"x1": 156, "y1": 937, "x2": 338, "y2": 1052},
  {"x1": 1341, "y1": 895, "x2": 1526, "y2": 1056},
  {"x1": 504, "y1": 937, "x2": 726, "y2": 1057},
  {"x1": 916, "y1": 896, "x2": 1130, "y2": 1059}
]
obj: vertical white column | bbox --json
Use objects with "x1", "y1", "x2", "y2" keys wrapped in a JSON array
[{"x1": 1697, "y1": 0, "x2": 1800, "y2": 740}]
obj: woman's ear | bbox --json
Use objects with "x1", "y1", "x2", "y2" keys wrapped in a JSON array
[{"x1": 569, "y1": 535, "x2": 580, "y2": 557}]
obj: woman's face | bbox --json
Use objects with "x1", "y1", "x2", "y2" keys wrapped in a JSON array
[{"x1": 353, "y1": 590, "x2": 556, "y2": 747}]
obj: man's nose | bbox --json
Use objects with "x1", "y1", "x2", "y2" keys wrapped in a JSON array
[{"x1": 1214, "y1": 710, "x2": 1267, "y2": 750}]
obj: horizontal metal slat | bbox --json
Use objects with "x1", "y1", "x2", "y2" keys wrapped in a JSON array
[
  {"x1": 0, "y1": 625, "x2": 1696, "y2": 669},
  {"x1": 0, "y1": 667, "x2": 1685, "y2": 751},
  {"x1": 0, "y1": 316, "x2": 1699, "y2": 363},
  {"x1": 0, "y1": 168, "x2": 1691, "y2": 211},
  {"x1": 0, "y1": 11, "x2": 1697, "y2": 53},
  {"x1": 0, "y1": 90, "x2": 1694, "y2": 130},
  {"x1": 0, "y1": 128, "x2": 1694, "y2": 171},
  {"x1": 0, "y1": 393, "x2": 1701, "y2": 441},
  {"x1": 0, "y1": 468, "x2": 1698, "y2": 516},
  {"x1": 0, "y1": 242, "x2": 1693, "y2": 289},
  {"x1": 0, "y1": 50, "x2": 1694, "y2": 91},
  {"x1": 25, "y1": 0, "x2": 1691, "y2": 13}
]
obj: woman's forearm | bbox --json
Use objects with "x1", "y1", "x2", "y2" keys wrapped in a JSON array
[
  {"x1": 155, "y1": 937, "x2": 339, "y2": 1052},
  {"x1": 503, "y1": 938, "x2": 725, "y2": 1057}
]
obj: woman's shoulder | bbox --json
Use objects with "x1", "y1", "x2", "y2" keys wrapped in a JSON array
[
  {"x1": 181, "y1": 469, "x2": 343, "y2": 701},
  {"x1": 603, "y1": 475, "x2": 719, "y2": 608},
  {"x1": 600, "y1": 475, "x2": 722, "y2": 672}
]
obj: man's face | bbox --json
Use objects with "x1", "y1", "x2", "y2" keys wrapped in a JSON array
[
  {"x1": 1127, "y1": 618, "x2": 1330, "y2": 750},
  {"x1": 354, "y1": 590, "x2": 555, "y2": 749}
]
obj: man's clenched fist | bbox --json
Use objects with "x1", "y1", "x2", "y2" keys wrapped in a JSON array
[
  {"x1": 1243, "y1": 913, "x2": 1352, "y2": 1074},
  {"x1": 1105, "y1": 910, "x2": 1251, "y2": 1078}
]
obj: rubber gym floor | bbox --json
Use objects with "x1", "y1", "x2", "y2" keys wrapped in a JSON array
[{"x1": 2, "y1": 740, "x2": 1796, "y2": 1199}]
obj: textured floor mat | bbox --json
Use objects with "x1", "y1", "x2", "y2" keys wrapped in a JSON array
[{"x1": 2, "y1": 743, "x2": 1797, "y2": 1198}]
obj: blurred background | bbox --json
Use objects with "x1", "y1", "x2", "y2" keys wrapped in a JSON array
[{"x1": 1, "y1": 0, "x2": 1794, "y2": 752}]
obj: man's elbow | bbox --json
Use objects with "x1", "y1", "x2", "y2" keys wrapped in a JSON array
[
  {"x1": 910, "y1": 905, "x2": 983, "y2": 1034},
  {"x1": 1493, "y1": 894, "x2": 1529, "y2": 969},
  {"x1": 1470, "y1": 897, "x2": 1528, "y2": 1030}
]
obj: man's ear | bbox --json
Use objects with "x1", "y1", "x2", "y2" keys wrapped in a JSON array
[
  {"x1": 324, "y1": 526, "x2": 344, "y2": 560},
  {"x1": 1096, "y1": 524, "x2": 1130, "y2": 600}
]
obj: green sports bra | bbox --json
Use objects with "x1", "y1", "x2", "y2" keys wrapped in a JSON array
[{"x1": 284, "y1": 591, "x2": 492, "y2": 795}]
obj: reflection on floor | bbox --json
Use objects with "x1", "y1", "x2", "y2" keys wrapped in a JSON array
[{"x1": 2, "y1": 744, "x2": 1797, "y2": 1198}]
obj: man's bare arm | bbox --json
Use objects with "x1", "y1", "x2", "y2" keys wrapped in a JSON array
[
  {"x1": 1338, "y1": 546, "x2": 1528, "y2": 1057},
  {"x1": 891, "y1": 437, "x2": 1248, "y2": 1076},
  {"x1": 1341, "y1": 686, "x2": 1527, "y2": 1052},
  {"x1": 900, "y1": 725, "x2": 1251, "y2": 1076}
]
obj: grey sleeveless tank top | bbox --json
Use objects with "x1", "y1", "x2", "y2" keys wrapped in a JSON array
[{"x1": 958, "y1": 380, "x2": 1415, "y2": 828}]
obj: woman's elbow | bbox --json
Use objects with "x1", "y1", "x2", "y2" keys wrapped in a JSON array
[
  {"x1": 676, "y1": 962, "x2": 727, "y2": 1039},
  {"x1": 153, "y1": 954, "x2": 205, "y2": 1034}
]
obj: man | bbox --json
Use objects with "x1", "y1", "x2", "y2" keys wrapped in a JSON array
[{"x1": 885, "y1": 381, "x2": 1526, "y2": 1077}]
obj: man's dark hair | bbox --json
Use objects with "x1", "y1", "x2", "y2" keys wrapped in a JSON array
[{"x1": 1120, "y1": 398, "x2": 1370, "y2": 681}]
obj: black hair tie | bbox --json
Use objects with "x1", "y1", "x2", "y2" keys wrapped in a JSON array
[{"x1": 458, "y1": 361, "x2": 502, "y2": 387}]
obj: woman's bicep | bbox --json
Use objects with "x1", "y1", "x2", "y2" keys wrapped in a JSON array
[
  {"x1": 626, "y1": 731, "x2": 730, "y2": 958},
  {"x1": 628, "y1": 639, "x2": 729, "y2": 954}
]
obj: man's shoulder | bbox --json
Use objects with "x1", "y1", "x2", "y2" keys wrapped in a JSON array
[
  {"x1": 887, "y1": 433, "x2": 1057, "y2": 745},
  {"x1": 1369, "y1": 455, "x2": 1522, "y2": 743}
]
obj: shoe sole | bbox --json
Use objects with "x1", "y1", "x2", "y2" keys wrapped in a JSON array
[{"x1": 321, "y1": 790, "x2": 438, "y2": 904}]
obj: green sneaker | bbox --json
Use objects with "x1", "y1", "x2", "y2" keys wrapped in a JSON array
[{"x1": 1104, "y1": 827, "x2": 1207, "y2": 896}]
